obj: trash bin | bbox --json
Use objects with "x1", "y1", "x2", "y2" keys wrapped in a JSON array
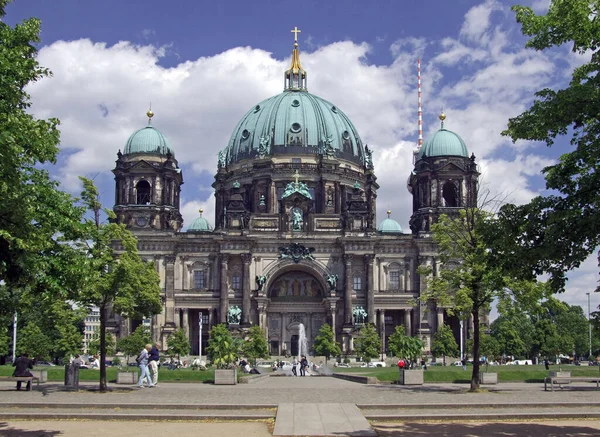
[{"x1": 64, "y1": 363, "x2": 80, "y2": 390}]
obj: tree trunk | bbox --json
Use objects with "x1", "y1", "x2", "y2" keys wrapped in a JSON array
[
  {"x1": 99, "y1": 303, "x2": 107, "y2": 392},
  {"x1": 470, "y1": 307, "x2": 480, "y2": 392}
]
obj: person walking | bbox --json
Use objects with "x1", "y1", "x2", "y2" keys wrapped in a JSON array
[
  {"x1": 12, "y1": 353, "x2": 34, "y2": 391},
  {"x1": 148, "y1": 342, "x2": 160, "y2": 386},
  {"x1": 300, "y1": 356, "x2": 308, "y2": 376},
  {"x1": 292, "y1": 358, "x2": 298, "y2": 376},
  {"x1": 137, "y1": 344, "x2": 155, "y2": 388}
]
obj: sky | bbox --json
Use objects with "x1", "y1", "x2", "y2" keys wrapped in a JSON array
[{"x1": 5, "y1": 0, "x2": 597, "y2": 316}]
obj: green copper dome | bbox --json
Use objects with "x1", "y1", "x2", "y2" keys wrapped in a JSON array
[
  {"x1": 124, "y1": 125, "x2": 174, "y2": 156},
  {"x1": 187, "y1": 210, "x2": 212, "y2": 232},
  {"x1": 225, "y1": 90, "x2": 365, "y2": 165},
  {"x1": 378, "y1": 211, "x2": 403, "y2": 234},
  {"x1": 417, "y1": 114, "x2": 468, "y2": 161}
]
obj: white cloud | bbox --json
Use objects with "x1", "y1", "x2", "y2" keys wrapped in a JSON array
[{"x1": 459, "y1": 0, "x2": 502, "y2": 44}]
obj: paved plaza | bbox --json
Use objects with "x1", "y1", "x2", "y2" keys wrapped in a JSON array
[{"x1": 0, "y1": 376, "x2": 600, "y2": 436}]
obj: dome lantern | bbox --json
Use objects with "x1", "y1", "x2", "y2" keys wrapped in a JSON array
[
  {"x1": 284, "y1": 26, "x2": 307, "y2": 91},
  {"x1": 123, "y1": 109, "x2": 175, "y2": 157}
]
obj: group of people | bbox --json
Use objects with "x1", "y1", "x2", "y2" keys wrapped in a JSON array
[
  {"x1": 137, "y1": 342, "x2": 160, "y2": 388},
  {"x1": 291, "y1": 356, "x2": 309, "y2": 376}
]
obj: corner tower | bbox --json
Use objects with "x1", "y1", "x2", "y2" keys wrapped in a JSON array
[
  {"x1": 113, "y1": 109, "x2": 184, "y2": 231},
  {"x1": 408, "y1": 113, "x2": 479, "y2": 234}
]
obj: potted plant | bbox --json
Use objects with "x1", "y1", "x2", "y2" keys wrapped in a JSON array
[
  {"x1": 468, "y1": 333, "x2": 500, "y2": 384},
  {"x1": 388, "y1": 326, "x2": 424, "y2": 385},
  {"x1": 207, "y1": 324, "x2": 241, "y2": 384}
]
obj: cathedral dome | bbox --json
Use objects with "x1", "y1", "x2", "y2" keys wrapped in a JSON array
[
  {"x1": 378, "y1": 211, "x2": 403, "y2": 234},
  {"x1": 187, "y1": 210, "x2": 212, "y2": 232},
  {"x1": 223, "y1": 39, "x2": 364, "y2": 166},
  {"x1": 123, "y1": 110, "x2": 174, "y2": 157},
  {"x1": 225, "y1": 90, "x2": 364, "y2": 165},
  {"x1": 417, "y1": 113, "x2": 468, "y2": 161}
]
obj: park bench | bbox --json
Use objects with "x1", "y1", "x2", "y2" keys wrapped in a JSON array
[
  {"x1": 544, "y1": 376, "x2": 600, "y2": 391},
  {"x1": 0, "y1": 375, "x2": 40, "y2": 391}
]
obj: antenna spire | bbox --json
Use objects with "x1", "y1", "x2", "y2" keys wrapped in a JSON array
[{"x1": 417, "y1": 58, "x2": 423, "y2": 149}]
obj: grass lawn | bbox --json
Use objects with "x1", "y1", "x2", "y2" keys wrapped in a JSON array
[
  {"x1": 0, "y1": 365, "x2": 215, "y2": 383},
  {"x1": 332, "y1": 364, "x2": 600, "y2": 383}
]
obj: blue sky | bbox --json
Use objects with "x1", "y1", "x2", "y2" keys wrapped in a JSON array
[{"x1": 5, "y1": 0, "x2": 597, "y2": 314}]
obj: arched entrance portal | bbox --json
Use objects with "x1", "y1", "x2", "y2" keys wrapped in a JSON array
[{"x1": 266, "y1": 270, "x2": 329, "y2": 356}]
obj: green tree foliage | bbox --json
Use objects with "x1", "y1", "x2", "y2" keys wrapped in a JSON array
[
  {"x1": 495, "y1": 0, "x2": 600, "y2": 292},
  {"x1": 18, "y1": 322, "x2": 51, "y2": 360},
  {"x1": 467, "y1": 332, "x2": 500, "y2": 364},
  {"x1": 117, "y1": 325, "x2": 152, "y2": 363},
  {"x1": 490, "y1": 311, "x2": 532, "y2": 359},
  {"x1": 167, "y1": 328, "x2": 190, "y2": 362},
  {"x1": 0, "y1": 325, "x2": 8, "y2": 357},
  {"x1": 422, "y1": 209, "x2": 549, "y2": 391},
  {"x1": 312, "y1": 323, "x2": 341, "y2": 365},
  {"x1": 431, "y1": 324, "x2": 459, "y2": 366},
  {"x1": 387, "y1": 326, "x2": 423, "y2": 365},
  {"x1": 354, "y1": 324, "x2": 381, "y2": 363},
  {"x1": 73, "y1": 178, "x2": 162, "y2": 391},
  {"x1": 88, "y1": 332, "x2": 116, "y2": 358},
  {"x1": 241, "y1": 326, "x2": 269, "y2": 366},
  {"x1": 0, "y1": 0, "x2": 86, "y2": 330},
  {"x1": 207, "y1": 324, "x2": 240, "y2": 369}
]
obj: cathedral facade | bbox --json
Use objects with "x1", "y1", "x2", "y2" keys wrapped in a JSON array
[{"x1": 111, "y1": 36, "x2": 480, "y2": 358}]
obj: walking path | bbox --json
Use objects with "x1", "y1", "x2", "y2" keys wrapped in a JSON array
[{"x1": 1, "y1": 377, "x2": 600, "y2": 436}]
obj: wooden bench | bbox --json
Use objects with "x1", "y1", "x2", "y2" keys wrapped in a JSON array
[
  {"x1": 0, "y1": 376, "x2": 40, "y2": 391},
  {"x1": 544, "y1": 376, "x2": 600, "y2": 391}
]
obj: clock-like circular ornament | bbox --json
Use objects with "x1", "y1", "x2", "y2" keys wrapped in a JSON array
[{"x1": 136, "y1": 216, "x2": 148, "y2": 227}]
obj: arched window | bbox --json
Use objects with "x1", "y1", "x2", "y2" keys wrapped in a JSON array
[
  {"x1": 442, "y1": 182, "x2": 458, "y2": 207},
  {"x1": 136, "y1": 180, "x2": 151, "y2": 205}
]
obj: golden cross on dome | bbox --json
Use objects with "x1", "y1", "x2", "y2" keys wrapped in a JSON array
[
  {"x1": 291, "y1": 26, "x2": 301, "y2": 42},
  {"x1": 293, "y1": 169, "x2": 301, "y2": 185}
]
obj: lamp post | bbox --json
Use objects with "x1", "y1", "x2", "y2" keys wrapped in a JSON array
[
  {"x1": 587, "y1": 293, "x2": 592, "y2": 358},
  {"x1": 199, "y1": 311, "x2": 203, "y2": 358},
  {"x1": 12, "y1": 312, "x2": 17, "y2": 363},
  {"x1": 380, "y1": 314, "x2": 385, "y2": 361}
]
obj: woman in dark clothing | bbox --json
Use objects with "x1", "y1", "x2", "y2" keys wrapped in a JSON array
[{"x1": 13, "y1": 353, "x2": 34, "y2": 391}]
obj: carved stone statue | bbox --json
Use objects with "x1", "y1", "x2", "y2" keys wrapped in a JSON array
[
  {"x1": 364, "y1": 145, "x2": 373, "y2": 169},
  {"x1": 217, "y1": 150, "x2": 226, "y2": 168},
  {"x1": 352, "y1": 306, "x2": 368, "y2": 324},
  {"x1": 291, "y1": 207, "x2": 303, "y2": 231},
  {"x1": 326, "y1": 274, "x2": 338, "y2": 291},
  {"x1": 227, "y1": 305, "x2": 241, "y2": 325},
  {"x1": 255, "y1": 274, "x2": 267, "y2": 291},
  {"x1": 258, "y1": 134, "x2": 271, "y2": 157}
]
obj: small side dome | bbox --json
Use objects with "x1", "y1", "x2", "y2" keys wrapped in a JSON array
[
  {"x1": 378, "y1": 210, "x2": 403, "y2": 234},
  {"x1": 124, "y1": 110, "x2": 174, "y2": 156},
  {"x1": 417, "y1": 113, "x2": 468, "y2": 161},
  {"x1": 187, "y1": 209, "x2": 213, "y2": 232},
  {"x1": 124, "y1": 126, "x2": 174, "y2": 156}
]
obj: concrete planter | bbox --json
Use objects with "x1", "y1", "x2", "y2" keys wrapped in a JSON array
[
  {"x1": 549, "y1": 371, "x2": 571, "y2": 378},
  {"x1": 399, "y1": 369, "x2": 424, "y2": 385},
  {"x1": 116, "y1": 371, "x2": 138, "y2": 384},
  {"x1": 214, "y1": 368, "x2": 237, "y2": 385},
  {"x1": 31, "y1": 370, "x2": 47, "y2": 383},
  {"x1": 480, "y1": 372, "x2": 497, "y2": 384}
]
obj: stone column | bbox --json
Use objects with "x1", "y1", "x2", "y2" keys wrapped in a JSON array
[
  {"x1": 343, "y1": 254, "x2": 353, "y2": 326},
  {"x1": 219, "y1": 254, "x2": 229, "y2": 324},
  {"x1": 365, "y1": 254, "x2": 375, "y2": 324},
  {"x1": 241, "y1": 253, "x2": 252, "y2": 325},
  {"x1": 182, "y1": 309, "x2": 189, "y2": 340},
  {"x1": 437, "y1": 308, "x2": 444, "y2": 332},
  {"x1": 164, "y1": 255, "x2": 176, "y2": 326},
  {"x1": 404, "y1": 309, "x2": 412, "y2": 336}
]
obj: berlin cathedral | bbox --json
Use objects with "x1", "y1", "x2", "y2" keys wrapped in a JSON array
[{"x1": 110, "y1": 31, "x2": 481, "y2": 358}]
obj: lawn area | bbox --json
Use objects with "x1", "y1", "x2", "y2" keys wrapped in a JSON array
[
  {"x1": 0, "y1": 365, "x2": 215, "y2": 383},
  {"x1": 331, "y1": 364, "x2": 600, "y2": 383}
]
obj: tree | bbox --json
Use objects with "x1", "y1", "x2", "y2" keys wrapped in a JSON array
[
  {"x1": 73, "y1": 178, "x2": 162, "y2": 391},
  {"x1": 18, "y1": 322, "x2": 51, "y2": 360},
  {"x1": 467, "y1": 333, "x2": 500, "y2": 365},
  {"x1": 241, "y1": 326, "x2": 269, "y2": 366},
  {"x1": 431, "y1": 324, "x2": 459, "y2": 366},
  {"x1": 0, "y1": 326, "x2": 9, "y2": 358},
  {"x1": 421, "y1": 209, "x2": 549, "y2": 391},
  {"x1": 388, "y1": 326, "x2": 423, "y2": 366},
  {"x1": 312, "y1": 323, "x2": 341, "y2": 365},
  {"x1": 206, "y1": 324, "x2": 240, "y2": 369},
  {"x1": 353, "y1": 324, "x2": 381, "y2": 363},
  {"x1": 490, "y1": 311, "x2": 532, "y2": 360},
  {"x1": 117, "y1": 325, "x2": 152, "y2": 365},
  {"x1": 496, "y1": 0, "x2": 600, "y2": 293},
  {"x1": 167, "y1": 328, "x2": 190, "y2": 362},
  {"x1": 0, "y1": 0, "x2": 85, "y2": 337},
  {"x1": 88, "y1": 332, "x2": 116, "y2": 358}
]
